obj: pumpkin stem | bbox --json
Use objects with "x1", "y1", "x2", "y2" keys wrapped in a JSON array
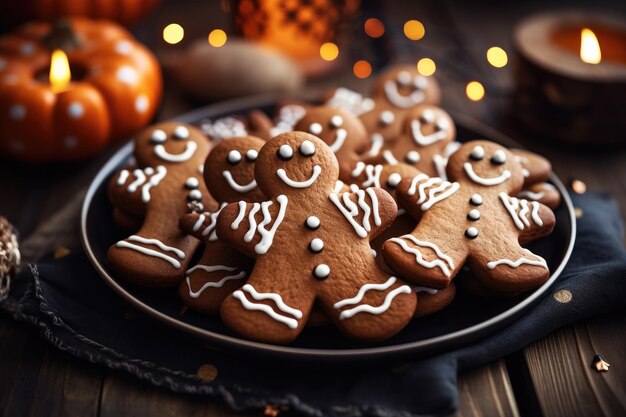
[{"x1": 42, "y1": 18, "x2": 81, "y2": 52}]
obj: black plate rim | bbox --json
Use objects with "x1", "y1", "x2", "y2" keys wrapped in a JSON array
[{"x1": 80, "y1": 93, "x2": 577, "y2": 361}]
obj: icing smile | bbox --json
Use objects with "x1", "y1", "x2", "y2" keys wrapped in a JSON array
[
  {"x1": 277, "y1": 165, "x2": 322, "y2": 188},
  {"x1": 222, "y1": 170, "x2": 257, "y2": 193},
  {"x1": 410, "y1": 120, "x2": 447, "y2": 146},
  {"x1": 384, "y1": 81, "x2": 425, "y2": 108},
  {"x1": 463, "y1": 162, "x2": 511, "y2": 186},
  {"x1": 329, "y1": 129, "x2": 347, "y2": 152},
  {"x1": 154, "y1": 142, "x2": 197, "y2": 162}
]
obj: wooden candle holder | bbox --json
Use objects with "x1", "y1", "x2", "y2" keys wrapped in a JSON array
[{"x1": 513, "y1": 11, "x2": 626, "y2": 145}]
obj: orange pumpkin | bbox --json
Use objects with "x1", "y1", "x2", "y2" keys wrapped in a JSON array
[
  {"x1": 0, "y1": 18, "x2": 162, "y2": 162},
  {"x1": 3, "y1": 0, "x2": 161, "y2": 27}
]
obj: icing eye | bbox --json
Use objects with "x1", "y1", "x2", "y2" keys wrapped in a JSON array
[
  {"x1": 387, "y1": 173, "x2": 402, "y2": 188},
  {"x1": 435, "y1": 118, "x2": 449, "y2": 131},
  {"x1": 150, "y1": 129, "x2": 167, "y2": 144},
  {"x1": 397, "y1": 71, "x2": 412, "y2": 86},
  {"x1": 277, "y1": 144, "x2": 293, "y2": 160},
  {"x1": 246, "y1": 149, "x2": 258, "y2": 161},
  {"x1": 379, "y1": 110, "x2": 395, "y2": 125},
  {"x1": 491, "y1": 150, "x2": 507, "y2": 165},
  {"x1": 414, "y1": 76, "x2": 428, "y2": 90},
  {"x1": 227, "y1": 150, "x2": 242, "y2": 164},
  {"x1": 299, "y1": 140, "x2": 316, "y2": 156},
  {"x1": 419, "y1": 109, "x2": 435, "y2": 124},
  {"x1": 173, "y1": 125, "x2": 190, "y2": 140},
  {"x1": 405, "y1": 151, "x2": 420, "y2": 164},
  {"x1": 309, "y1": 122, "x2": 323, "y2": 135},
  {"x1": 469, "y1": 145, "x2": 485, "y2": 161},
  {"x1": 330, "y1": 115, "x2": 343, "y2": 128}
]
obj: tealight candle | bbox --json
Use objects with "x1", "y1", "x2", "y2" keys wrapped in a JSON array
[
  {"x1": 514, "y1": 11, "x2": 626, "y2": 145},
  {"x1": 0, "y1": 18, "x2": 162, "y2": 162}
]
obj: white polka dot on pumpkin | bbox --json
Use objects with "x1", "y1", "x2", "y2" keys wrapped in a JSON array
[
  {"x1": 67, "y1": 102, "x2": 84, "y2": 119},
  {"x1": 115, "y1": 40, "x2": 132, "y2": 55},
  {"x1": 20, "y1": 42, "x2": 35, "y2": 56},
  {"x1": 64, "y1": 136, "x2": 78, "y2": 149},
  {"x1": 135, "y1": 95, "x2": 149, "y2": 113},
  {"x1": 9, "y1": 104, "x2": 26, "y2": 120},
  {"x1": 116, "y1": 66, "x2": 138, "y2": 85},
  {"x1": 9, "y1": 140, "x2": 24, "y2": 153}
]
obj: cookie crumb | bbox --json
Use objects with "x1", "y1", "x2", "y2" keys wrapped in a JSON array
[{"x1": 196, "y1": 363, "x2": 218, "y2": 381}]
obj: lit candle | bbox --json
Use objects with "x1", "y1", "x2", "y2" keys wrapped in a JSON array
[{"x1": 49, "y1": 49, "x2": 70, "y2": 92}]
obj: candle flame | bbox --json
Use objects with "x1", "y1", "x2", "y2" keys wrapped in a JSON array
[
  {"x1": 50, "y1": 49, "x2": 70, "y2": 92},
  {"x1": 580, "y1": 28, "x2": 601, "y2": 64}
]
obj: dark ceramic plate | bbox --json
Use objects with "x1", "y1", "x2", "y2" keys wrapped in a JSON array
[{"x1": 81, "y1": 94, "x2": 576, "y2": 362}]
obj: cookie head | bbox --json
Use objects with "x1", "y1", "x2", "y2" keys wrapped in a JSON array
[
  {"x1": 447, "y1": 140, "x2": 524, "y2": 192},
  {"x1": 373, "y1": 65, "x2": 441, "y2": 109},
  {"x1": 402, "y1": 104, "x2": 455, "y2": 149},
  {"x1": 204, "y1": 135, "x2": 266, "y2": 203},
  {"x1": 135, "y1": 122, "x2": 208, "y2": 166},
  {"x1": 254, "y1": 132, "x2": 339, "y2": 196},
  {"x1": 294, "y1": 106, "x2": 369, "y2": 156}
]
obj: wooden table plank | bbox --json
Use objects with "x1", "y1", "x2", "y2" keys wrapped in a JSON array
[{"x1": 457, "y1": 361, "x2": 520, "y2": 417}]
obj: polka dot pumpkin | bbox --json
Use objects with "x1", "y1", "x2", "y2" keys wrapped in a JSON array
[{"x1": 0, "y1": 18, "x2": 162, "y2": 162}]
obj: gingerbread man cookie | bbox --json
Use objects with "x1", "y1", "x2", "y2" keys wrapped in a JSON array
[
  {"x1": 293, "y1": 106, "x2": 370, "y2": 180},
  {"x1": 367, "y1": 104, "x2": 456, "y2": 177},
  {"x1": 108, "y1": 122, "x2": 214, "y2": 287},
  {"x1": 178, "y1": 135, "x2": 266, "y2": 314},
  {"x1": 512, "y1": 149, "x2": 552, "y2": 186},
  {"x1": 517, "y1": 182, "x2": 561, "y2": 209},
  {"x1": 383, "y1": 140, "x2": 556, "y2": 293},
  {"x1": 216, "y1": 132, "x2": 416, "y2": 344},
  {"x1": 371, "y1": 64, "x2": 441, "y2": 110}
]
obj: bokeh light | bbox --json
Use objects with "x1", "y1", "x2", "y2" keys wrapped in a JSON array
[
  {"x1": 353, "y1": 60, "x2": 372, "y2": 79},
  {"x1": 320, "y1": 42, "x2": 339, "y2": 61},
  {"x1": 404, "y1": 20, "x2": 425, "y2": 41},
  {"x1": 486, "y1": 46, "x2": 508, "y2": 68},
  {"x1": 364, "y1": 18, "x2": 385, "y2": 38},
  {"x1": 466, "y1": 81, "x2": 485, "y2": 101},
  {"x1": 163, "y1": 23, "x2": 184, "y2": 44},
  {"x1": 417, "y1": 58, "x2": 436, "y2": 76},
  {"x1": 208, "y1": 29, "x2": 228, "y2": 47}
]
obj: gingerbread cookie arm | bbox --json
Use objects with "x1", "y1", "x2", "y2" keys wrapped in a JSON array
[
  {"x1": 512, "y1": 149, "x2": 552, "y2": 186},
  {"x1": 498, "y1": 193, "x2": 556, "y2": 243},
  {"x1": 215, "y1": 196, "x2": 288, "y2": 259},
  {"x1": 395, "y1": 173, "x2": 460, "y2": 219},
  {"x1": 179, "y1": 204, "x2": 225, "y2": 241},
  {"x1": 108, "y1": 165, "x2": 167, "y2": 217},
  {"x1": 328, "y1": 187, "x2": 396, "y2": 241},
  {"x1": 517, "y1": 182, "x2": 561, "y2": 210}
]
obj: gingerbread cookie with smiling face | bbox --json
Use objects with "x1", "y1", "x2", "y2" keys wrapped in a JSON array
[
  {"x1": 178, "y1": 135, "x2": 266, "y2": 314},
  {"x1": 366, "y1": 104, "x2": 456, "y2": 177},
  {"x1": 108, "y1": 122, "x2": 214, "y2": 287},
  {"x1": 383, "y1": 140, "x2": 556, "y2": 293},
  {"x1": 215, "y1": 132, "x2": 416, "y2": 344},
  {"x1": 293, "y1": 106, "x2": 370, "y2": 181},
  {"x1": 372, "y1": 65, "x2": 441, "y2": 110}
]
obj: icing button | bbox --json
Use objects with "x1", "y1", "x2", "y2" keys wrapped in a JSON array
[
  {"x1": 188, "y1": 190, "x2": 202, "y2": 201},
  {"x1": 309, "y1": 238, "x2": 324, "y2": 253},
  {"x1": 185, "y1": 177, "x2": 199, "y2": 189},
  {"x1": 305, "y1": 216, "x2": 320, "y2": 230},
  {"x1": 405, "y1": 151, "x2": 420, "y2": 164},
  {"x1": 470, "y1": 194, "x2": 483, "y2": 206},
  {"x1": 465, "y1": 227, "x2": 479, "y2": 239},
  {"x1": 313, "y1": 264, "x2": 330, "y2": 280},
  {"x1": 467, "y1": 209, "x2": 480, "y2": 221}
]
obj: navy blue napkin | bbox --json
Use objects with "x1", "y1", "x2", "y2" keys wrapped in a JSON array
[{"x1": 2, "y1": 192, "x2": 625, "y2": 417}]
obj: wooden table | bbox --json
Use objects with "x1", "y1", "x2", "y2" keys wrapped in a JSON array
[{"x1": 1, "y1": 1, "x2": 626, "y2": 416}]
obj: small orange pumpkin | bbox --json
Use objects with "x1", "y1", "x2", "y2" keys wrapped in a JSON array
[{"x1": 0, "y1": 18, "x2": 162, "y2": 162}]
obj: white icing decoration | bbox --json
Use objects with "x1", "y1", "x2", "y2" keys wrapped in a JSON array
[
  {"x1": 491, "y1": 149, "x2": 507, "y2": 164},
  {"x1": 384, "y1": 80, "x2": 425, "y2": 108},
  {"x1": 278, "y1": 144, "x2": 293, "y2": 159},
  {"x1": 463, "y1": 162, "x2": 511, "y2": 186},
  {"x1": 314, "y1": 264, "x2": 330, "y2": 278},
  {"x1": 329, "y1": 188, "x2": 380, "y2": 238},
  {"x1": 154, "y1": 141, "x2": 198, "y2": 162},
  {"x1": 141, "y1": 165, "x2": 167, "y2": 203},
  {"x1": 334, "y1": 276, "x2": 396, "y2": 309},
  {"x1": 231, "y1": 196, "x2": 288, "y2": 254},
  {"x1": 369, "y1": 133, "x2": 384, "y2": 157},
  {"x1": 470, "y1": 194, "x2": 483, "y2": 205},
  {"x1": 519, "y1": 190, "x2": 547, "y2": 200},
  {"x1": 330, "y1": 115, "x2": 343, "y2": 128},
  {"x1": 336, "y1": 282, "x2": 412, "y2": 319},
  {"x1": 379, "y1": 110, "x2": 395, "y2": 125},
  {"x1": 325, "y1": 87, "x2": 375, "y2": 116},
  {"x1": 487, "y1": 255, "x2": 548, "y2": 270},
  {"x1": 202, "y1": 117, "x2": 248, "y2": 140},
  {"x1": 351, "y1": 163, "x2": 383, "y2": 188},
  {"x1": 192, "y1": 214, "x2": 206, "y2": 232},
  {"x1": 227, "y1": 150, "x2": 242, "y2": 164},
  {"x1": 188, "y1": 189, "x2": 202, "y2": 200},
  {"x1": 244, "y1": 204, "x2": 261, "y2": 242},
  {"x1": 115, "y1": 235, "x2": 185, "y2": 268},
  {"x1": 270, "y1": 105, "x2": 307, "y2": 137},
  {"x1": 185, "y1": 265, "x2": 246, "y2": 297},
  {"x1": 387, "y1": 234, "x2": 455, "y2": 277},
  {"x1": 444, "y1": 141, "x2": 462, "y2": 158},
  {"x1": 410, "y1": 119, "x2": 448, "y2": 146},
  {"x1": 468, "y1": 209, "x2": 480, "y2": 220},
  {"x1": 406, "y1": 150, "x2": 420, "y2": 164},
  {"x1": 173, "y1": 125, "x2": 190, "y2": 139},
  {"x1": 201, "y1": 203, "x2": 226, "y2": 240},
  {"x1": 470, "y1": 145, "x2": 485, "y2": 160},
  {"x1": 185, "y1": 177, "x2": 199, "y2": 189},
  {"x1": 499, "y1": 193, "x2": 543, "y2": 230},
  {"x1": 407, "y1": 174, "x2": 459, "y2": 210},
  {"x1": 351, "y1": 161, "x2": 365, "y2": 177},
  {"x1": 522, "y1": 168, "x2": 530, "y2": 177},
  {"x1": 371, "y1": 248, "x2": 377, "y2": 257},
  {"x1": 413, "y1": 286, "x2": 439, "y2": 295},
  {"x1": 246, "y1": 149, "x2": 258, "y2": 161},
  {"x1": 306, "y1": 216, "x2": 320, "y2": 229},
  {"x1": 231, "y1": 201, "x2": 247, "y2": 230},
  {"x1": 222, "y1": 170, "x2": 257, "y2": 193},
  {"x1": 117, "y1": 170, "x2": 129, "y2": 185},
  {"x1": 277, "y1": 165, "x2": 321, "y2": 188},
  {"x1": 232, "y1": 284, "x2": 302, "y2": 329},
  {"x1": 310, "y1": 238, "x2": 324, "y2": 252},
  {"x1": 397, "y1": 71, "x2": 411, "y2": 85},
  {"x1": 329, "y1": 129, "x2": 347, "y2": 153},
  {"x1": 333, "y1": 180, "x2": 344, "y2": 193},
  {"x1": 383, "y1": 150, "x2": 399, "y2": 165},
  {"x1": 465, "y1": 227, "x2": 478, "y2": 238},
  {"x1": 387, "y1": 173, "x2": 402, "y2": 188},
  {"x1": 299, "y1": 140, "x2": 315, "y2": 156},
  {"x1": 309, "y1": 122, "x2": 323, "y2": 135},
  {"x1": 151, "y1": 129, "x2": 167, "y2": 143},
  {"x1": 433, "y1": 154, "x2": 448, "y2": 180}
]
